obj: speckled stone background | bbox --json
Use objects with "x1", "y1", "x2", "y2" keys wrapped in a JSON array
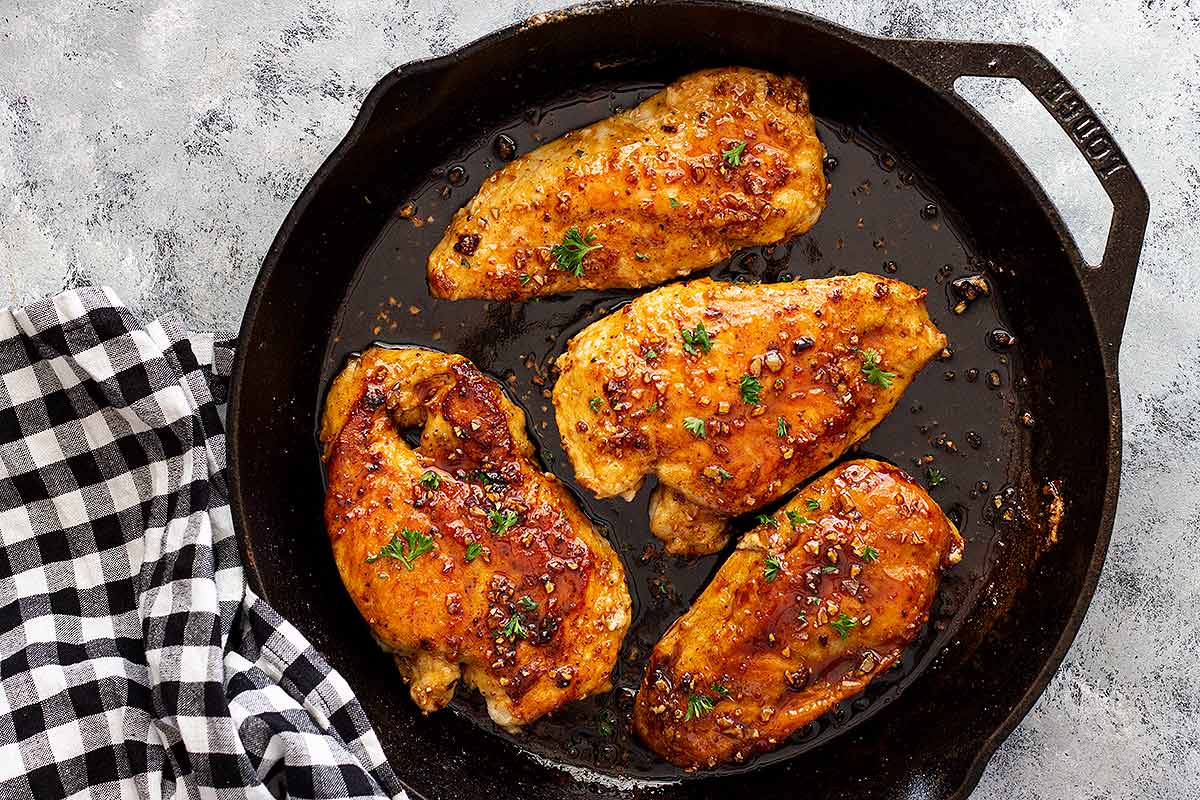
[{"x1": 1, "y1": 1, "x2": 1196, "y2": 797}]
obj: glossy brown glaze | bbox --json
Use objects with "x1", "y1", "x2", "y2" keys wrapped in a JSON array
[
  {"x1": 427, "y1": 67, "x2": 826, "y2": 300},
  {"x1": 321, "y1": 347, "x2": 631, "y2": 730},
  {"x1": 633, "y1": 458, "x2": 963, "y2": 768},
  {"x1": 553, "y1": 275, "x2": 946, "y2": 555}
]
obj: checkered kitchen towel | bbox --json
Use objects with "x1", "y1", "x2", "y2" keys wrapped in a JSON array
[{"x1": 0, "y1": 288, "x2": 403, "y2": 799}]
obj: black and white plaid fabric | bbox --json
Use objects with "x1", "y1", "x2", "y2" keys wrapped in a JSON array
[{"x1": 0, "y1": 288, "x2": 404, "y2": 799}]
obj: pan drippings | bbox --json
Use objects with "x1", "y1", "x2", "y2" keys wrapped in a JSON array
[{"x1": 321, "y1": 81, "x2": 1025, "y2": 781}]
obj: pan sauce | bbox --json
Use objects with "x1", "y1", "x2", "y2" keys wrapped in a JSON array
[{"x1": 321, "y1": 80, "x2": 1030, "y2": 780}]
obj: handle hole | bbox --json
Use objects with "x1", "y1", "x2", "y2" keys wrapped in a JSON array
[{"x1": 954, "y1": 76, "x2": 1112, "y2": 267}]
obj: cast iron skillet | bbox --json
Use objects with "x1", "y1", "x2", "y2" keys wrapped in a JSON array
[{"x1": 227, "y1": 2, "x2": 1148, "y2": 798}]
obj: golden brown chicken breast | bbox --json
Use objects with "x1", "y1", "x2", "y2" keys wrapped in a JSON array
[
  {"x1": 633, "y1": 458, "x2": 963, "y2": 767},
  {"x1": 427, "y1": 67, "x2": 826, "y2": 300},
  {"x1": 320, "y1": 347, "x2": 631, "y2": 730},
  {"x1": 552, "y1": 275, "x2": 947, "y2": 555}
]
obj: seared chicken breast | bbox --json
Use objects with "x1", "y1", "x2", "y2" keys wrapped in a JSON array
[
  {"x1": 427, "y1": 67, "x2": 826, "y2": 300},
  {"x1": 320, "y1": 347, "x2": 631, "y2": 730},
  {"x1": 633, "y1": 459, "x2": 963, "y2": 767},
  {"x1": 553, "y1": 275, "x2": 947, "y2": 555}
]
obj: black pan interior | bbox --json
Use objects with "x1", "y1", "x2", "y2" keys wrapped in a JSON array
[{"x1": 231, "y1": 5, "x2": 1114, "y2": 799}]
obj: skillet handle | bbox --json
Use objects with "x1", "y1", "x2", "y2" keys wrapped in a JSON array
[{"x1": 884, "y1": 39, "x2": 1150, "y2": 349}]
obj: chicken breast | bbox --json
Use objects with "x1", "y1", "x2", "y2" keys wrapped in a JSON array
[
  {"x1": 320, "y1": 347, "x2": 631, "y2": 730},
  {"x1": 427, "y1": 67, "x2": 826, "y2": 300},
  {"x1": 553, "y1": 275, "x2": 947, "y2": 555},
  {"x1": 633, "y1": 459, "x2": 963, "y2": 767}
]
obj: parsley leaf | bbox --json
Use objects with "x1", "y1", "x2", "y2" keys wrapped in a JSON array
[
  {"x1": 740, "y1": 374, "x2": 764, "y2": 404},
  {"x1": 518, "y1": 595, "x2": 538, "y2": 611},
  {"x1": 365, "y1": 528, "x2": 434, "y2": 570},
  {"x1": 805, "y1": 498, "x2": 820, "y2": 511},
  {"x1": 589, "y1": 396, "x2": 603, "y2": 412},
  {"x1": 680, "y1": 322, "x2": 713, "y2": 356},
  {"x1": 464, "y1": 542, "x2": 482, "y2": 562},
  {"x1": 685, "y1": 693, "x2": 715, "y2": 721},
  {"x1": 756, "y1": 514, "x2": 779, "y2": 528},
  {"x1": 722, "y1": 141, "x2": 747, "y2": 167},
  {"x1": 763, "y1": 554, "x2": 783, "y2": 583},
  {"x1": 776, "y1": 416, "x2": 789, "y2": 438},
  {"x1": 669, "y1": 196, "x2": 680, "y2": 209},
  {"x1": 830, "y1": 613, "x2": 857, "y2": 639},
  {"x1": 472, "y1": 470, "x2": 506, "y2": 487},
  {"x1": 857, "y1": 348, "x2": 897, "y2": 388},
  {"x1": 551, "y1": 226, "x2": 602, "y2": 277},
  {"x1": 927, "y1": 467, "x2": 946, "y2": 487},
  {"x1": 518, "y1": 273, "x2": 531, "y2": 285},
  {"x1": 682, "y1": 417, "x2": 706, "y2": 438},
  {"x1": 598, "y1": 718, "x2": 614, "y2": 737},
  {"x1": 634, "y1": 252, "x2": 650, "y2": 262},
  {"x1": 821, "y1": 565, "x2": 839, "y2": 574},
  {"x1": 786, "y1": 510, "x2": 815, "y2": 528},
  {"x1": 501, "y1": 613, "x2": 527, "y2": 640},
  {"x1": 488, "y1": 508, "x2": 519, "y2": 535},
  {"x1": 419, "y1": 470, "x2": 441, "y2": 490},
  {"x1": 716, "y1": 466, "x2": 732, "y2": 481},
  {"x1": 860, "y1": 545, "x2": 880, "y2": 562}
]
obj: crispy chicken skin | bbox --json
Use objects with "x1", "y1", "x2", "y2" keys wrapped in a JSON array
[
  {"x1": 320, "y1": 347, "x2": 631, "y2": 730},
  {"x1": 553, "y1": 275, "x2": 947, "y2": 555},
  {"x1": 427, "y1": 67, "x2": 826, "y2": 300},
  {"x1": 633, "y1": 459, "x2": 964, "y2": 767}
]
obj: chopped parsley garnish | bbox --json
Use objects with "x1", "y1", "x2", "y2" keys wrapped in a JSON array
[
  {"x1": 598, "y1": 718, "x2": 614, "y2": 737},
  {"x1": 488, "y1": 508, "x2": 519, "y2": 535},
  {"x1": 710, "y1": 682, "x2": 729, "y2": 698},
  {"x1": 465, "y1": 542, "x2": 483, "y2": 562},
  {"x1": 739, "y1": 375, "x2": 764, "y2": 405},
  {"x1": 821, "y1": 565, "x2": 839, "y2": 574},
  {"x1": 763, "y1": 554, "x2": 783, "y2": 583},
  {"x1": 644, "y1": 348, "x2": 659, "y2": 360},
  {"x1": 365, "y1": 528, "x2": 434, "y2": 570},
  {"x1": 501, "y1": 613, "x2": 527, "y2": 641},
  {"x1": 634, "y1": 252, "x2": 650, "y2": 262},
  {"x1": 857, "y1": 349, "x2": 897, "y2": 388},
  {"x1": 419, "y1": 470, "x2": 441, "y2": 490},
  {"x1": 776, "y1": 417, "x2": 789, "y2": 438},
  {"x1": 682, "y1": 417, "x2": 706, "y2": 438},
  {"x1": 518, "y1": 595, "x2": 538, "y2": 611},
  {"x1": 589, "y1": 396, "x2": 603, "y2": 412},
  {"x1": 805, "y1": 498, "x2": 821, "y2": 511},
  {"x1": 669, "y1": 196, "x2": 680, "y2": 209},
  {"x1": 518, "y1": 273, "x2": 531, "y2": 285},
  {"x1": 860, "y1": 545, "x2": 880, "y2": 562},
  {"x1": 830, "y1": 613, "x2": 857, "y2": 639},
  {"x1": 680, "y1": 322, "x2": 713, "y2": 356},
  {"x1": 684, "y1": 692, "x2": 715, "y2": 721},
  {"x1": 927, "y1": 467, "x2": 946, "y2": 487},
  {"x1": 786, "y1": 510, "x2": 815, "y2": 528},
  {"x1": 716, "y1": 466, "x2": 733, "y2": 481},
  {"x1": 647, "y1": 401, "x2": 659, "y2": 412},
  {"x1": 551, "y1": 226, "x2": 602, "y2": 277},
  {"x1": 722, "y1": 141, "x2": 747, "y2": 167},
  {"x1": 755, "y1": 513, "x2": 779, "y2": 527},
  {"x1": 473, "y1": 470, "x2": 505, "y2": 487}
]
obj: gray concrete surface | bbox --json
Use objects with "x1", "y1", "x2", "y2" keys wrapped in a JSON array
[{"x1": 1, "y1": 1, "x2": 1195, "y2": 797}]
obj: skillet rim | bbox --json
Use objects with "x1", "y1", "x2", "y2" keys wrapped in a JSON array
[{"x1": 226, "y1": 1, "x2": 1140, "y2": 796}]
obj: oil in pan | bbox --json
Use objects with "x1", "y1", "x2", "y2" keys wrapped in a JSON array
[{"x1": 322, "y1": 80, "x2": 1026, "y2": 782}]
